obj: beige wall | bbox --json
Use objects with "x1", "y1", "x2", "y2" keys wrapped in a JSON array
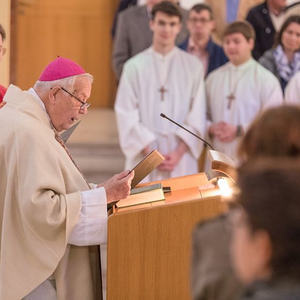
[
  {"x1": 13, "y1": 0, "x2": 119, "y2": 107},
  {"x1": 0, "y1": 0, "x2": 10, "y2": 87}
]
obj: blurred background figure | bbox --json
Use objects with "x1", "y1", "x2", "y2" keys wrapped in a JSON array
[
  {"x1": 259, "y1": 15, "x2": 300, "y2": 91},
  {"x1": 246, "y1": 0, "x2": 288, "y2": 60},
  {"x1": 206, "y1": 21, "x2": 282, "y2": 162},
  {"x1": 115, "y1": 1, "x2": 206, "y2": 181},
  {"x1": 0, "y1": 24, "x2": 7, "y2": 103},
  {"x1": 111, "y1": 0, "x2": 137, "y2": 37},
  {"x1": 204, "y1": 0, "x2": 264, "y2": 43},
  {"x1": 232, "y1": 159, "x2": 300, "y2": 300},
  {"x1": 179, "y1": 3, "x2": 228, "y2": 77},
  {"x1": 112, "y1": 0, "x2": 189, "y2": 79}
]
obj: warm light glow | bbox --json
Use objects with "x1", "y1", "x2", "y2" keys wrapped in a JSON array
[{"x1": 217, "y1": 178, "x2": 233, "y2": 198}]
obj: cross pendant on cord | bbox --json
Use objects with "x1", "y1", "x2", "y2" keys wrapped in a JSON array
[
  {"x1": 159, "y1": 86, "x2": 168, "y2": 101},
  {"x1": 227, "y1": 93, "x2": 235, "y2": 109}
]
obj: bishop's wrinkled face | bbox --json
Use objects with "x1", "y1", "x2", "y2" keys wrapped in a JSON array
[
  {"x1": 49, "y1": 76, "x2": 91, "y2": 132},
  {"x1": 150, "y1": 12, "x2": 181, "y2": 48}
]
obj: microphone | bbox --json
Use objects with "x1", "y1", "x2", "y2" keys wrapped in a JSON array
[{"x1": 160, "y1": 113, "x2": 214, "y2": 150}]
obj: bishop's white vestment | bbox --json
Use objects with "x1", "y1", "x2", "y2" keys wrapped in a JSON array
[
  {"x1": 206, "y1": 58, "x2": 283, "y2": 161},
  {"x1": 115, "y1": 47, "x2": 206, "y2": 181},
  {"x1": 0, "y1": 85, "x2": 107, "y2": 300}
]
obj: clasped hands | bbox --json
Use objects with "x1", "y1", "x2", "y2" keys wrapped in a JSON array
[
  {"x1": 209, "y1": 121, "x2": 238, "y2": 142},
  {"x1": 142, "y1": 141, "x2": 188, "y2": 172}
]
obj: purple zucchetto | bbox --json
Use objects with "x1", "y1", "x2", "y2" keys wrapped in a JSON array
[{"x1": 39, "y1": 57, "x2": 86, "y2": 81}]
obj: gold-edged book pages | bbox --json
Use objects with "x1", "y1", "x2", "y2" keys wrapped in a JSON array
[
  {"x1": 208, "y1": 150, "x2": 237, "y2": 182},
  {"x1": 116, "y1": 188, "x2": 165, "y2": 208},
  {"x1": 131, "y1": 150, "x2": 165, "y2": 188}
]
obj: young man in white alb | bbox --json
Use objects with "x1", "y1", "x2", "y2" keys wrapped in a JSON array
[
  {"x1": 206, "y1": 21, "x2": 283, "y2": 161},
  {"x1": 115, "y1": 1, "x2": 206, "y2": 181}
]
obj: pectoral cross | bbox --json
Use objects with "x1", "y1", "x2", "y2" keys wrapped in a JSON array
[
  {"x1": 227, "y1": 93, "x2": 235, "y2": 109},
  {"x1": 159, "y1": 86, "x2": 168, "y2": 101}
]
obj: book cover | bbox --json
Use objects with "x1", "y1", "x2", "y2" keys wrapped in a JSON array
[{"x1": 130, "y1": 150, "x2": 165, "y2": 188}]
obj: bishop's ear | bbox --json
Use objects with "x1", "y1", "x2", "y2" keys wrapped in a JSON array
[{"x1": 48, "y1": 86, "x2": 61, "y2": 103}]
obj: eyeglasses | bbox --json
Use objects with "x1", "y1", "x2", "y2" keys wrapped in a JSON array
[
  {"x1": 188, "y1": 18, "x2": 211, "y2": 24},
  {"x1": 60, "y1": 87, "x2": 91, "y2": 109}
]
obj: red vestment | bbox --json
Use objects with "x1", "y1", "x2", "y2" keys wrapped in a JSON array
[{"x1": 0, "y1": 85, "x2": 7, "y2": 103}]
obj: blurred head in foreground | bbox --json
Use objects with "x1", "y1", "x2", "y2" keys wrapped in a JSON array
[
  {"x1": 231, "y1": 159, "x2": 300, "y2": 285},
  {"x1": 238, "y1": 105, "x2": 300, "y2": 162}
]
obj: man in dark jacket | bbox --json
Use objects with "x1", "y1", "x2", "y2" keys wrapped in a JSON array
[
  {"x1": 111, "y1": 0, "x2": 137, "y2": 37},
  {"x1": 179, "y1": 3, "x2": 228, "y2": 77},
  {"x1": 246, "y1": 0, "x2": 287, "y2": 59}
]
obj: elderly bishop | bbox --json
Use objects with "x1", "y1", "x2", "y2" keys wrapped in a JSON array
[{"x1": 0, "y1": 57, "x2": 133, "y2": 300}]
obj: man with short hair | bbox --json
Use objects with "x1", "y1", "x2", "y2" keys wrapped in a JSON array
[
  {"x1": 0, "y1": 57, "x2": 133, "y2": 300},
  {"x1": 246, "y1": 0, "x2": 287, "y2": 59},
  {"x1": 206, "y1": 21, "x2": 283, "y2": 161},
  {"x1": 180, "y1": 3, "x2": 228, "y2": 76},
  {"x1": 0, "y1": 24, "x2": 7, "y2": 103},
  {"x1": 115, "y1": 1, "x2": 206, "y2": 181},
  {"x1": 112, "y1": 0, "x2": 189, "y2": 79}
]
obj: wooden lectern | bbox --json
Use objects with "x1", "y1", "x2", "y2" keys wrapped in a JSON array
[{"x1": 107, "y1": 173, "x2": 227, "y2": 299}]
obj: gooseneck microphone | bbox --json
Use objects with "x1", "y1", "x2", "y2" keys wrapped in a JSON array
[{"x1": 160, "y1": 113, "x2": 214, "y2": 150}]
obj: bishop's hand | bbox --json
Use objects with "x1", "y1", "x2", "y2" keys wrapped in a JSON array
[{"x1": 99, "y1": 170, "x2": 134, "y2": 204}]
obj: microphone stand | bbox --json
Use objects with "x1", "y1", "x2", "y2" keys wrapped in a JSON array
[{"x1": 160, "y1": 113, "x2": 214, "y2": 150}]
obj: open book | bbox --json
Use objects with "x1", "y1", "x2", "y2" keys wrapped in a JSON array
[
  {"x1": 116, "y1": 185, "x2": 165, "y2": 208},
  {"x1": 130, "y1": 150, "x2": 165, "y2": 188},
  {"x1": 108, "y1": 151, "x2": 164, "y2": 210},
  {"x1": 208, "y1": 150, "x2": 237, "y2": 182}
]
